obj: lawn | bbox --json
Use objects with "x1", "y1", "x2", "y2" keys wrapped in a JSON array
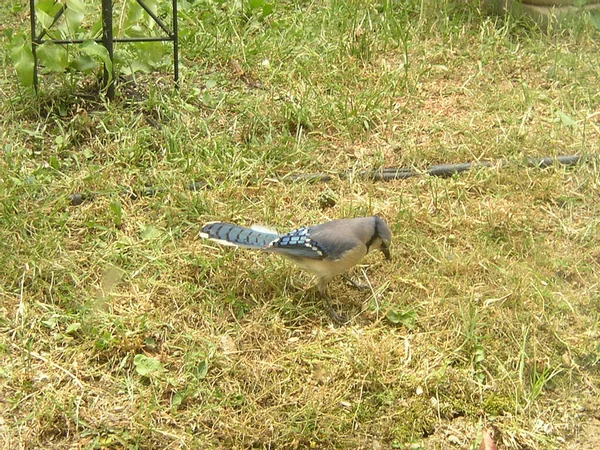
[{"x1": 1, "y1": 0, "x2": 599, "y2": 448}]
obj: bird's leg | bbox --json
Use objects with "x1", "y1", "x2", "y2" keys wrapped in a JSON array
[
  {"x1": 342, "y1": 273, "x2": 369, "y2": 291},
  {"x1": 318, "y1": 279, "x2": 349, "y2": 324}
]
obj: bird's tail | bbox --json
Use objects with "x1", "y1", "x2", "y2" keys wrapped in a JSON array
[{"x1": 199, "y1": 222, "x2": 280, "y2": 249}]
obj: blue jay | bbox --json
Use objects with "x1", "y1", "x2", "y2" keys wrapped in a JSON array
[{"x1": 199, "y1": 216, "x2": 392, "y2": 323}]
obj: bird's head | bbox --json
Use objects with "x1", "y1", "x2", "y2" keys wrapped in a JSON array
[{"x1": 372, "y1": 216, "x2": 392, "y2": 261}]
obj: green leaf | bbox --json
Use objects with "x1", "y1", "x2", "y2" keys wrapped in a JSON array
[
  {"x1": 70, "y1": 54, "x2": 97, "y2": 72},
  {"x1": 247, "y1": 0, "x2": 273, "y2": 17},
  {"x1": 124, "y1": 0, "x2": 158, "y2": 32},
  {"x1": 41, "y1": 315, "x2": 59, "y2": 329},
  {"x1": 37, "y1": 10, "x2": 55, "y2": 30},
  {"x1": 37, "y1": 0, "x2": 61, "y2": 15},
  {"x1": 65, "y1": 322, "x2": 82, "y2": 334},
  {"x1": 83, "y1": 148, "x2": 95, "y2": 159},
  {"x1": 125, "y1": 0, "x2": 144, "y2": 28},
  {"x1": 64, "y1": 0, "x2": 86, "y2": 32},
  {"x1": 590, "y1": 10, "x2": 600, "y2": 31},
  {"x1": 67, "y1": 0, "x2": 86, "y2": 14},
  {"x1": 10, "y1": 41, "x2": 35, "y2": 87},
  {"x1": 110, "y1": 201, "x2": 123, "y2": 227},
  {"x1": 130, "y1": 42, "x2": 168, "y2": 68},
  {"x1": 557, "y1": 110, "x2": 578, "y2": 128},
  {"x1": 120, "y1": 59, "x2": 153, "y2": 75},
  {"x1": 49, "y1": 155, "x2": 60, "y2": 169},
  {"x1": 88, "y1": 19, "x2": 103, "y2": 38},
  {"x1": 36, "y1": 0, "x2": 63, "y2": 29},
  {"x1": 37, "y1": 42, "x2": 69, "y2": 72},
  {"x1": 179, "y1": 0, "x2": 194, "y2": 10},
  {"x1": 95, "y1": 330, "x2": 113, "y2": 350},
  {"x1": 386, "y1": 308, "x2": 417, "y2": 329},
  {"x1": 473, "y1": 344, "x2": 486, "y2": 364},
  {"x1": 194, "y1": 358, "x2": 209, "y2": 379},
  {"x1": 202, "y1": 90, "x2": 212, "y2": 105},
  {"x1": 262, "y1": 2, "x2": 274, "y2": 17},
  {"x1": 248, "y1": 0, "x2": 265, "y2": 10},
  {"x1": 140, "y1": 225, "x2": 162, "y2": 240},
  {"x1": 133, "y1": 354, "x2": 164, "y2": 377},
  {"x1": 172, "y1": 391, "x2": 186, "y2": 409},
  {"x1": 81, "y1": 40, "x2": 113, "y2": 84}
]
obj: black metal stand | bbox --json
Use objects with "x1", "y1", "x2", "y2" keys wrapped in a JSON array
[{"x1": 30, "y1": 0, "x2": 179, "y2": 99}]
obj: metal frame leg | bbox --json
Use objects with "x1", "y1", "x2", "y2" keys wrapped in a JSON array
[
  {"x1": 101, "y1": 0, "x2": 115, "y2": 99},
  {"x1": 29, "y1": 0, "x2": 179, "y2": 99}
]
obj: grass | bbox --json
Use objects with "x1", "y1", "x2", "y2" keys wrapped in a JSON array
[{"x1": 1, "y1": 0, "x2": 600, "y2": 448}]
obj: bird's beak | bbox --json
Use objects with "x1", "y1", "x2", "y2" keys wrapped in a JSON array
[{"x1": 382, "y1": 246, "x2": 391, "y2": 261}]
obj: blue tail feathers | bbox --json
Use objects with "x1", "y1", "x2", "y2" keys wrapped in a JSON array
[{"x1": 199, "y1": 222, "x2": 280, "y2": 249}]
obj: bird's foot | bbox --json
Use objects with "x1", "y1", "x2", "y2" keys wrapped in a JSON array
[
  {"x1": 324, "y1": 303, "x2": 349, "y2": 324},
  {"x1": 320, "y1": 291, "x2": 349, "y2": 324},
  {"x1": 343, "y1": 274, "x2": 369, "y2": 291}
]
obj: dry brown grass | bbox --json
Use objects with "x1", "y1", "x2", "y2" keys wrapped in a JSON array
[{"x1": 1, "y1": 1, "x2": 600, "y2": 449}]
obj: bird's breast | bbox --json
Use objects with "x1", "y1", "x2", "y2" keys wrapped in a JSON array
[{"x1": 284, "y1": 245, "x2": 367, "y2": 278}]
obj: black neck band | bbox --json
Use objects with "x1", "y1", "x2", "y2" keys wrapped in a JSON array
[{"x1": 365, "y1": 218, "x2": 379, "y2": 252}]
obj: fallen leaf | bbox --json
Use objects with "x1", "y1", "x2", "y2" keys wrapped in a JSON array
[{"x1": 478, "y1": 428, "x2": 498, "y2": 450}]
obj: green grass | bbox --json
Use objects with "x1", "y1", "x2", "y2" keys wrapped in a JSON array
[{"x1": 1, "y1": 0, "x2": 600, "y2": 448}]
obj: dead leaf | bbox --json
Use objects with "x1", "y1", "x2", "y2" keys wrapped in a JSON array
[
  {"x1": 230, "y1": 59, "x2": 244, "y2": 76},
  {"x1": 220, "y1": 334, "x2": 237, "y2": 354},
  {"x1": 478, "y1": 428, "x2": 498, "y2": 450}
]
